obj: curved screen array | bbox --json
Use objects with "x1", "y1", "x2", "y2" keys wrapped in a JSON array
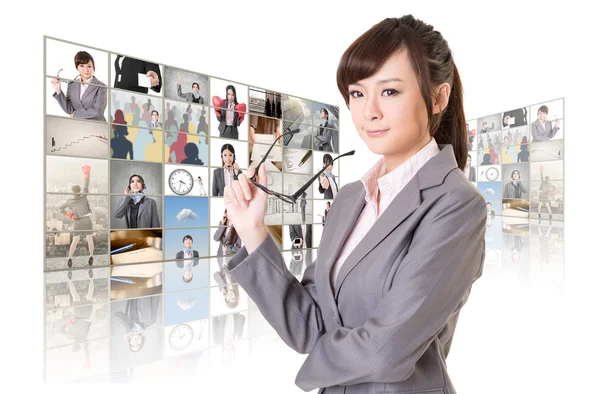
[
  {"x1": 465, "y1": 98, "x2": 564, "y2": 223},
  {"x1": 44, "y1": 37, "x2": 341, "y2": 272}
]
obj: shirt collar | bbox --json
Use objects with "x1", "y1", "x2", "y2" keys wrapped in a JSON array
[{"x1": 360, "y1": 137, "x2": 440, "y2": 204}]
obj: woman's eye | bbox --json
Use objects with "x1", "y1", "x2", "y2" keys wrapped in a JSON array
[
  {"x1": 349, "y1": 90, "x2": 363, "y2": 98},
  {"x1": 382, "y1": 89, "x2": 398, "y2": 97}
]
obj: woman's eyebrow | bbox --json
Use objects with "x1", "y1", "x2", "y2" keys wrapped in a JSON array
[{"x1": 350, "y1": 78, "x2": 404, "y2": 87}]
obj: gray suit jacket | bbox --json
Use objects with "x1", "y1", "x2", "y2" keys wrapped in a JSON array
[
  {"x1": 213, "y1": 222, "x2": 242, "y2": 256},
  {"x1": 531, "y1": 119, "x2": 560, "y2": 141},
  {"x1": 225, "y1": 144, "x2": 486, "y2": 394},
  {"x1": 212, "y1": 167, "x2": 243, "y2": 196},
  {"x1": 53, "y1": 76, "x2": 107, "y2": 121},
  {"x1": 314, "y1": 121, "x2": 333, "y2": 152},
  {"x1": 114, "y1": 196, "x2": 160, "y2": 229}
]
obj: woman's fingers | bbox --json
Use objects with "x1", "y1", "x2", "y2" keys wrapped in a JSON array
[
  {"x1": 231, "y1": 181, "x2": 247, "y2": 208},
  {"x1": 223, "y1": 185, "x2": 239, "y2": 206},
  {"x1": 236, "y1": 173, "x2": 252, "y2": 201}
]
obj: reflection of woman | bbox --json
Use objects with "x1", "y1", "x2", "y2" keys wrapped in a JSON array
[
  {"x1": 213, "y1": 209, "x2": 242, "y2": 258},
  {"x1": 212, "y1": 144, "x2": 243, "y2": 196},
  {"x1": 503, "y1": 170, "x2": 527, "y2": 199},
  {"x1": 214, "y1": 257, "x2": 241, "y2": 309},
  {"x1": 59, "y1": 165, "x2": 95, "y2": 268},
  {"x1": 114, "y1": 296, "x2": 160, "y2": 353},
  {"x1": 222, "y1": 16, "x2": 487, "y2": 393},
  {"x1": 114, "y1": 175, "x2": 160, "y2": 228},
  {"x1": 50, "y1": 51, "x2": 107, "y2": 121},
  {"x1": 212, "y1": 85, "x2": 246, "y2": 139}
]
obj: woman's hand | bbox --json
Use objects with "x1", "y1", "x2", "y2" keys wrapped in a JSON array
[
  {"x1": 224, "y1": 163, "x2": 268, "y2": 236},
  {"x1": 124, "y1": 186, "x2": 132, "y2": 196},
  {"x1": 320, "y1": 174, "x2": 329, "y2": 189},
  {"x1": 50, "y1": 78, "x2": 62, "y2": 94}
]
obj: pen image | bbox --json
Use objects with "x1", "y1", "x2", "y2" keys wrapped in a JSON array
[{"x1": 298, "y1": 150, "x2": 312, "y2": 167}]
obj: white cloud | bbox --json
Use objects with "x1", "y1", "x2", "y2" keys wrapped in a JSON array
[{"x1": 177, "y1": 209, "x2": 198, "y2": 220}]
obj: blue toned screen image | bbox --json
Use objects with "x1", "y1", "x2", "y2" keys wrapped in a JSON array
[
  {"x1": 164, "y1": 289, "x2": 209, "y2": 325},
  {"x1": 164, "y1": 228, "x2": 209, "y2": 261},
  {"x1": 164, "y1": 197, "x2": 209, "y2": 228}
]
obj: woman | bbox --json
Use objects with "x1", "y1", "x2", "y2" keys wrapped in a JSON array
[
  {"x1": 503, "y1": 169, "x2": 528, "y2": 199},
  {"x1": 114, "y1": 174, "x2": 160, "y2": 228},
  {"x1": 177, "y1": 80, "x2": 204, "y2": 104},
  {"x1": 537, "y1": 165, "x2": 555, "y2": 219},
  {"x1": 212, "y1": 85, "x2": 246, "y2": 139},
  {"x1": 59, "y1": 165, "x2": 95, "y2": 268},
  {"x1": 317, "y1": 153, "x2": 339, "y2": 199},
  {"x1": 220, "y1": 16, "x2": 486, "y2": 393},
  {"x1": 50, "y1": 51, "x2": 107, "y2": 121},
  {"x1": 463, "y1": 153, "x2": 476, "y2": 181},
  {"x1": 212, "y1": 144, "x2": 243, "y2": 196},
  {"x1": 213, "y1": 209, "x2": 242, "y2": 258}
]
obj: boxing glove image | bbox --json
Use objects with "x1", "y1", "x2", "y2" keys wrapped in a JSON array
[
  {"x1": 82, "y1": 165, "x2": 92, "y2": 179},
  {"x1": 212, "y1": 96, "x2": 224, "y2": 117},
  {"x1": 235, "y1": 103, "x2": 247, "y2": 123},
  {"x1": 64, "y1": 212, "x2": 76, "y2": 220}
]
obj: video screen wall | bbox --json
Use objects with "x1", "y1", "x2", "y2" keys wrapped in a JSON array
[
  {"x1": 465, "y1": 98, "x2": 564, "y2": 222},
  {"x1": 44, "y1": 37, "x2": 341, "y2": 272}
]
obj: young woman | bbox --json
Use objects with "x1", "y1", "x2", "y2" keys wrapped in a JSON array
[
  {"x1": 114, "y1": 174, "x2": 160, "y2": 228},
  {"x1": 212, "y1": 144, "x2": 243, "y2": 196},
  {"x1": 59, "y1": 165, "x2": 95, "y2": 268},
  {"x1": 503, "y1": 169, "x2": 528, "y2": 199},
  {"x1": 50, "y1": 51, "x2": 107, "y2": 121},
  {"x1": 220, "y1": 15, "x2": 486, "y2": 394},
  {"x1": 212, "y1": 85, "x2": 246, "y2": 139}
]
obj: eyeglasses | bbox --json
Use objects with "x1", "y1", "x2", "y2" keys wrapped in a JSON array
[{"x1": 249, "y1": 129, "x2": 354, "y2": 204}]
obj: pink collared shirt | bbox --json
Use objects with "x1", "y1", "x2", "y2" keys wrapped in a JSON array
[
  {"x1": 330, "y1": 138, "x2": 440, "y2": 286},
  {"x1": 224, "y1": 168, "x2": 235, "y2": 187}
]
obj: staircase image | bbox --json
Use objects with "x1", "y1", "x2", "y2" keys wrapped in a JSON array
[{"x1": 51, "y1": 134, "x2": 108, "y2": 153}]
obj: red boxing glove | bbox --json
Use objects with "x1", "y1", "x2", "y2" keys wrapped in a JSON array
[
  {"x1": 82, "y1": 165, "x2": 91, "y2": 178},
  {"x1": 212, "y1": 96, "x2": 224, "y2": 117},
  {"x1": 64, "y1": 212, "x2": 76, "y2": 220},
  {"x1": 235, "y1": 103, "x2": 246, "y2": 123}
]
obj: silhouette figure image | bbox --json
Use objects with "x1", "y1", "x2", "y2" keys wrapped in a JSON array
[
  {"x1": 181, "y1": 143, "x2": 204, "y2": 165},
  {"x1": 112, "y1": 125, "x2": 133, "y2": 159}
]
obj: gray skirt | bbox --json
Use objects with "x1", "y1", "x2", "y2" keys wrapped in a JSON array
[{"x1": 74, "y1": 216, "x2": 93, "y2": 235}]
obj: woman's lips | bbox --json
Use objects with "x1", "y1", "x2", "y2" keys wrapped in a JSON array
[{"x1": 366, "y1": 129, "x2": 389, "y2": 137}]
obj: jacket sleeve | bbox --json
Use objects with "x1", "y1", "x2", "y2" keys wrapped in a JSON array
[
  {"x1": 225, "y1": 234, "x2": 326, "y2": 355},
  {"x1": 74, "y1": 86, "x2": 107, "y2": 119},
  {"x1": 150, "y1": 199, "x2": 160, "y2": 227},
  {"x1": 114, "y1": 196, "x2": 131, "y2": 219},
  {"x1": 292, "y1": 190, "x2": 487, "y2": 391},
  {"x1": 213, "y1": 223, "x2": 226, "y2": 242},
  {"x1": 212, "y1": 169, "x2": 221, "y2": 196},
  {"x1": 53, "y1": 89, "x2": 75, "y2": 115}
]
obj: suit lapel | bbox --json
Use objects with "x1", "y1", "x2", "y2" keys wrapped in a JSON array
[
  {"x1": 80, "y1": 77, "x2": 98, "y2": 102},
  {"x1": 137, "y1": 197, "x2": 149, "y2": 219},
  {"x1": 333, "y1": 177, "x2": 421, "y2": 298},
  {"x1": 330, "y1": 144, "x2": 458, "y2": 299},
  {"x1": 321, "y1": 187, "x2": 366, "y2": 291}
]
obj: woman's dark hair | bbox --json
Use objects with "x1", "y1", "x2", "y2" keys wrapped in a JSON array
[
  {"x1": 323, "y1": 153, "x2": 334, "y2": 167},
  {"x1": 128, "y1": 174, "x2": 145, "y2": 189},
  {"x1": 220, "y1": 143, "x2": 235, "y2": 166},
  {"x1": 336, "y1": 15, "x2": 467, "y2": 168},
  {"x1": 220, "y1": 208, "x2": 239, "y2": 246},
  {"x1": 538, "y1": 105, "x2": 549, "y2": 114},
  {"x1": 511, "y1": 170, "x2": 521, "y2": 179},
  {"x1": 74, "y1": 51, "x2": 95, "y2": 70},
  {"x1": 225, "y1": 85, "x2": 238, "y2": 105},
  {"x1": 182, "y1": 235, "x2": 193, "y2": 243}
]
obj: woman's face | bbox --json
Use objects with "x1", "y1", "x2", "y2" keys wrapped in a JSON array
[
  {"x1": 77, "y1": 60, "x2": 94, "y2": 80},
  {"x1": 226, "y1": 289, "x2": 237, "y2": 303},
  {"x1": 512, "y1": 171, "x2": 520, "y2": 180},
  {"x1": 227, "y1": 88, "x2": 235, "y2": 102},
  {"x1": 183, "y1": 238, "x2": 193, "y2": 248},
  {"x1": 222, "y1": 149, "x2": 234, "y2": 166},
  {"x1": 130, "y1": 176, "x2": 143, "y2": 192},
  {"x1": 151, "y1": 112, "x2": 159, "y2": 122},
  {"x1": 537, "y1": 110, "x2": 547, "y2": 122},
  {"x1": 192, "y1": 84, "x2": 199, "y2": 93},
  {"x1": 467, "y1": 156, "x2": 471, "y2": 166},
  {"x1": 348, "y1": 50, "x2": 432, "y2": 165}
]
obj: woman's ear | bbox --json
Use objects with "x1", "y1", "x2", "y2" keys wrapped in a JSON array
[{"x1": 432, "y1": 83, "x2": 451, "y2": 115}]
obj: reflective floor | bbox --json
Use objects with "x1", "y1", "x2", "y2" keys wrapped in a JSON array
[{"x1": 44, "y1": 216, "x2": 565, "y2": 392}]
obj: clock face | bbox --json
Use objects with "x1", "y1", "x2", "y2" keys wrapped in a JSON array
[
  {"x1": 486, "y1": 167, "x2": 499, "y2": 181},
  {"x1": 169, "y1": 323, "x2": 193, "y2": 350},
  {"x1": 169, "y1": 169, "x2": 194, "y2": 195}
]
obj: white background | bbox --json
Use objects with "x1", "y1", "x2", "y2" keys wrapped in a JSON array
[{"x1": 3, "y1": 0, "x2": 599, "y2": 393}]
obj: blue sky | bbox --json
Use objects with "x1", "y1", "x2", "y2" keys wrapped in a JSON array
[
  {"x1": 164, "y1": 197, "x2": 209, "y2": 228},
  {"x1": 164, "y1": 289, "x2": 209, "y2": 325}
]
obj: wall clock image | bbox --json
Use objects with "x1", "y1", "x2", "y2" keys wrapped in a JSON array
[
  {"x1": 169, "y1": 323, "x2": 194, "y2": 350},
  {"x1": 169, "y1": 169, "x2": 194, "y2": 195},
  {"x1": 485, "y1": 167, "x2": 499, "y2": 182}
]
